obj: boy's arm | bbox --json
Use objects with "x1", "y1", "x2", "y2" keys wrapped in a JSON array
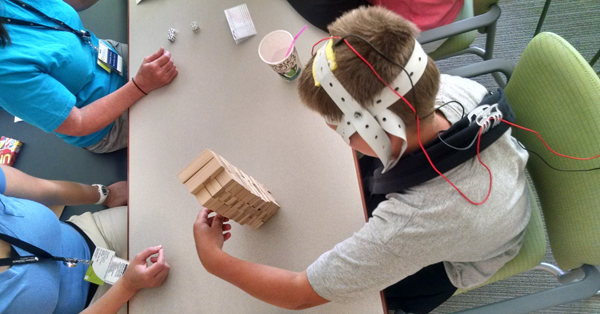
[
  {"x1": 1, "y1": 165, "x2": 127, "y2": 207},
  {"x1": 193, "y1": 209, "x2": 330, "y2": 310}
]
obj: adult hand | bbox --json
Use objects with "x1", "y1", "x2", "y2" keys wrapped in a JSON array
[
  {"x1": 120, "y1": 246, "x2": 170, "y2": 293},
  {"x1": 133, "y1": 47, "x2": 178, "y2": 94},
  {"x1": 103, "y1": 181, "x2": 128, "y2": 207},
  {"x1": 193, "y1": 209, "x2": 232, "y2": 266}
]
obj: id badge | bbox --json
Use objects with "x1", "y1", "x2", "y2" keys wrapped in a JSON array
[
  {"x1": 97, "y1": 40, "x2": 124, "y2": 76},
  {"x1": 84, "y1": 247, "x2": 129, "y2": 286}
]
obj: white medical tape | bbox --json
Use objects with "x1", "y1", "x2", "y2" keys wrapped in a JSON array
[{"x1": 314, "y1": 47, "x2": 395, "y2": 168}]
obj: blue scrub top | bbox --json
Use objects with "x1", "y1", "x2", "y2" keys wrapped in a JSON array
[
  {"x1": 0, "y1": 168, "x2": 92, "y2": 314},
  {"x1": 0, "y1": 0, "x2": 126, "y2": 147}
]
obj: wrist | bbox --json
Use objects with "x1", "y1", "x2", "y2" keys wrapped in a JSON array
[
  {"x1": 199, "y1": 246, "x2": 226, "y2": 274},
  {"x1": 92, "y1": 184, "x2": 109, "y2": 205},
  {"x1": 118, "y1": 276, "x2": 141, "y2": 296},
  {"x1": 131, "y1": 77, "x2": 148, "y2": 95}
]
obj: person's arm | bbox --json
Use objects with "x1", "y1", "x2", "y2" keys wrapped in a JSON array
[
  {"x1": 62, "y1": 0, "x2": 100, "y2": 12},
  {"x1": 0, "y1": 165, "x2": 127, "y2": 207},
  {"x1": 81, "y1": 246, "x2": 170, "y2": 314},
  {"x1": 54, "y1": 47, "x2": 178, "y2": 137},
  {"x1": 193, "y1": 209, "x2": 330, "y2": 310}
]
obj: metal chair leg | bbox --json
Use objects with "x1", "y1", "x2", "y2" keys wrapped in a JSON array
[{"x1": 534, "y1": 0, "x2": 552, "y2": 36}]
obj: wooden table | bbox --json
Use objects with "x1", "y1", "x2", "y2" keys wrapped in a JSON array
[{"x1": 128, "y1": 0, "x2": 385, "y2": 313}]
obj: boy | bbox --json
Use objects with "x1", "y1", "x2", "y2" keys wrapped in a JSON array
[{"x1": 193, "y1": 7, "x2": 530, "y2": 313}]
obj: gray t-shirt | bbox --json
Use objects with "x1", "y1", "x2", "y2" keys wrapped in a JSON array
[{"x1": 306, "y1": 75, "x2": 531, "y2": 303}]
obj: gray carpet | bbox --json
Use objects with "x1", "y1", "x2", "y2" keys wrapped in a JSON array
[{"x1": 432, "y1": 1, "x2": 600, "y2": 313}]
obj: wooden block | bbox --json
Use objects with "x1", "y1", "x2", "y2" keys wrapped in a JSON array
[
  {"x1": 238, "y1": 211, "x2": 254, "y2": 225},
  {"x1": 200, "y1": 195, "x2": 225, "y2": 211},
  {"x1": 214, "y1": 203, "x2": 231, "y2": 215},
  {"x1": 185, "y1": 158, "x2": 225, "y2": 195},
  {"x1": 216, "y1": 190, "x2": 231, "y2": 201},
  {"x1": 263, "y1": 203, "x2": 280, "y2": 220},
  {"x1": 248, "y1": 177, "x2": 269, "y2": 200},
  {"x1": 239, "y1": 203, "x2": 261, "y2": 224},
  {"x1": 222, "y1": 198, "x2": 243, "y2": 217},
  {"x1": 233, "y1": 202, "x2": 253, "y2": 221},
  {"x1": 178, "y1": 149, "x2": 215, "y2": 183},
  {"x1": 226, "y1": 181, "x2": 244, "y2": 194},
  {"x1": 258, "y1": 209, "x2": 269, "y2": 220},
  {"x1": 205, "y1": 178, "x2": 223, "y2": 196},
  {"x1": 195, "y1": 187, "x2": 212, "y2": 206},
  {"x1": 224, "y1": 196, "x2": 238, "y2": 206},
  {"x1": 246, "y1": 202, "x2": 267, "y2": 225},
  {"x1": 252, "y1": 220, "x2": 264, "y2": 229},
  {"x1": 215, "y1": 170, "x2": 239, "y2": 192}
]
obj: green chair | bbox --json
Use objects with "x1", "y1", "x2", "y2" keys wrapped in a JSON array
[
  {"x1": 441, "y1": 32, "x2": 600, "y2": 313},
  {"x1": 419, "y1": 0, "x2": 499, "y2": 62}
]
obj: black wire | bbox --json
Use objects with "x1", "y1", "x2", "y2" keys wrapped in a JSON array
[
  {"x1": 515, "y1": 136, "x2": 600, "y2": 172},
  {"x1": 421, "y1": 100, "x2": 466, "y2": 120},
  {"x1": 332, "y1": 34, "x2": 418, "y2": 115}
]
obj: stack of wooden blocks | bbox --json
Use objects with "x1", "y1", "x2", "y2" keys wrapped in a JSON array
[{"x1": 179, "y1": 149, "x2": 279, "y2": 229}]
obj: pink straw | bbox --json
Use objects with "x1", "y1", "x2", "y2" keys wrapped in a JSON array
[{"x1": 286, "y1": 25, "x2": 308, "y2": 57}]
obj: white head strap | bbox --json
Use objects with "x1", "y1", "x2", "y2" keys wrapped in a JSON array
[{"x1": 313, "y1": 39, "x2": 428, "y2": 172}]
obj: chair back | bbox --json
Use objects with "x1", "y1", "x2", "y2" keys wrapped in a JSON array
[{"x1": 504, "y1": 32, "x2": 600, "y2": 270}]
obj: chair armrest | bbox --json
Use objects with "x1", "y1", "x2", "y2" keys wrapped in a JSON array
[
  {"x1": 418, "y1": 5, "x2": 500, "y2": 44},
  {"x1": 452, "y1": 265, "x2": 600, "y2": 314},
  {"x1": 442, "y1": 59, "x2": 514, "y2": 84}
]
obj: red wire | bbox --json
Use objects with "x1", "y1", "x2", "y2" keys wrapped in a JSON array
[
  {"x1": 501, "y1": 119, "x2": 600, "y2": 161},
  {"x1": 342, "y1": 39, "x2": 493, "y2": 205},
  {"x1": 311, "y1": 36, "x2": 341, "y2": 56}
]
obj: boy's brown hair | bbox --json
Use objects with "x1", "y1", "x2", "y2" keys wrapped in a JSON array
[{"x1": 297, "y1": 6, "x2": 440, "y2": 128}]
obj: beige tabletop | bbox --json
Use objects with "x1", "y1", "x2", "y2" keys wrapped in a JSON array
[{"x1": 128, "y1": 0, "x2": 385, "y2": 313}]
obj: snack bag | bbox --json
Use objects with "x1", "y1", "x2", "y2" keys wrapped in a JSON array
[{"x1": 0, "y1": 136, "x2": 23, "y2": 166}]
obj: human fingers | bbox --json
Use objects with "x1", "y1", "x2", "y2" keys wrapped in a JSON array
[
  {"x1": 134, "y1": 246, "x2": 162, "y2": 264},
  {"x1": 211, "y1": 214, "x2": 224, "y2": 230},
  {"x1": 167, "y1": 67, "x2": 178, "y2": 81},
  {"x1": 223, "y1": 232, "x2": 232, "y2": 242},
  {"x1": 147, "y1": 248, "x2": 166, "y2": 277},
  {"x1": 165, "y1": 65, "x2": 177, "y2": 77},
  {"x1": 145, "y1": 47, "x2": 164, "y2": 63},
  {"x1": 153, "y1": 262, "x2": 171, "y2": 286},
  {"x1": 150, "y1": 256, "x2": 158, "y2": 263},
  {"x1": 154, "y1": 52, "x2": 171, "y2": 67},
  {"x1": 222, "y1": 223, "x2": 231, "y2": 232},
  {"x1": 195, "y1": 208, "x2": 211, "y2": 225}
]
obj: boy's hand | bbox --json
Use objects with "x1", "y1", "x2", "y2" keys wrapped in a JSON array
[
  {"x1": 104, "y1": 181, "x2": 128, "y2": 208},
  {"x1": 193, "y1": 209, "x2": 232, "y2": 268},
  {"x1": 121, "y1": 246, "x2": 170, "y2": 293}
]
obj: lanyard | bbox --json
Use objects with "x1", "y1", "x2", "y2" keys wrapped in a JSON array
[
  {"x1": 0, "y1": 233, "x2": 90, "y2": 268},
  {"x1": 0, "y1": 0, "x2": 97, "y2": 51}
]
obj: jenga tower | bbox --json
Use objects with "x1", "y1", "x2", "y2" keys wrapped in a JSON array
[{"x1": 178, "y1": 149, "x2": 280, "y2": 229}]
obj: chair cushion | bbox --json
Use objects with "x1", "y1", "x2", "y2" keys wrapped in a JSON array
[
  {"x1": 454, "y1": 180, "x2": 547, "y2": 294},
  {"x1": 504, "y1": 32, "x2": 600, "y2": 270}
]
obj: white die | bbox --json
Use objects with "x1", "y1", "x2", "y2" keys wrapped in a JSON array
[
  {"x1": 168, "y1": 28, "x2": 177, "y2": 42},
  {"x1": 191, "y1": 21, "x2": 200, "y2": 33}
]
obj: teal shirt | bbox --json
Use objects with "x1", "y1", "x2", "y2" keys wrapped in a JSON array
[{"x1": 0, "y1": 0, "x2": 125, "y2": 147}]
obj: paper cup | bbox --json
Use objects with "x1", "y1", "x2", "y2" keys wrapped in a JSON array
[{"x1": 258, "y1": 30, "x2": 302, "y2": 81}]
